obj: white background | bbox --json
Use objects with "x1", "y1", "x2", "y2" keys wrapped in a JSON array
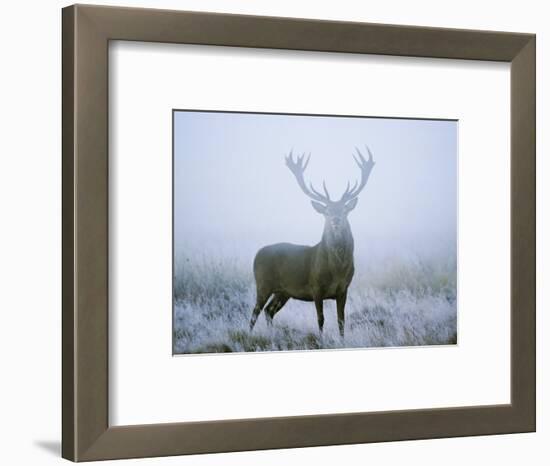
[
  {"x1": 0, "y1": 0, "x2": 547, "y2": 465},
  {"x1": 110, "y1": 42, "x2": 510, "y2": 425}
]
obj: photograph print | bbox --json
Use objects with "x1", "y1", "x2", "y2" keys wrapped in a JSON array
[{"x1": 173, "y1": 110, "x2": 457, "y2": 355}]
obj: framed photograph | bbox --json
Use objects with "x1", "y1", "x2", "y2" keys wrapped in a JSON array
[
  {"x1": 172, "y1": 110, "x2": 458, "y2": 354},
  {"x1": 62, "y1": 4, "x2": 536, "y2": 462}
]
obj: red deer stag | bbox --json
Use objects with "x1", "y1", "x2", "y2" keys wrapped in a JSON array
[{"x1": 249, "y1": 147, "x2": 375, "y2": 338}]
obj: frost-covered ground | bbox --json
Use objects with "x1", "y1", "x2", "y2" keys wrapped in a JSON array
[{"x1": 173, "y1": 251, "x2": 457, "y2": 354}]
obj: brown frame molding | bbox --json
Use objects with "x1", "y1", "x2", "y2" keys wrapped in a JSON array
[{"x1": 62, "y1": 4, "x2": 536, "y2": 462}]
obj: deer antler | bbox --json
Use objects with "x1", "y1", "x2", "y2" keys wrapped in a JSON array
[
  {"x1": 285, "y1": 151, "x2": 332, "y2": 204},
  {"x1": 339, "y1": 145, "x2": 375, "y2": 203}
]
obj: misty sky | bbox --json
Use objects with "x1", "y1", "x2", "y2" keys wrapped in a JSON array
[{"x1": 174, "y1": 111, "x2": 457, "y2": 262}]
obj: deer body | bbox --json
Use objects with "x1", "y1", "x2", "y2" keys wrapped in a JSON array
[
  {"x1": 249, "y1": 147, "x2": 374, "y2": 337},
  {"x1": 255, "y1": 229, "x2": 355, "y2": 302}
]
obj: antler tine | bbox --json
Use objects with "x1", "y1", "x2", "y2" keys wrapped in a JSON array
[
  {"x1": 322, "y1": 181, "x2": 331, "y2": 201},
  {"x1": 304, "y1": 153, "x2": 311, "y2": 170},
  {"x1": 365, "y1": 144, "x2": 374, "y2": 162},
  {"x1": 353, "y1": 147, "x2": 365, "y2": 165},
  {"x1": 341, "y1": 179, "x2": 358, "y2": 199},
  {"x1": 285, "y1": 148, "x2": 294, "y2": 165},
  {"x1": 340, "y1": 145, "x2": 375, "y2": 203},
  {"x1": 285, "y1": 150, "x2": 331, "y2": 204},
  {"x1": 353, "y1": 145, "x2": 374, "y2": 167},
  {"x1": 309, "y1": 182, "x2": 322, "y2": 197},
  {"x1": 310, "y1": 180, "x2": 332, "y2": 202}
]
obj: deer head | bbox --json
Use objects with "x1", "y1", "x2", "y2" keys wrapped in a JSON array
[{"x1": 285, "y1": 147, "x2": 375, "y2": 236}]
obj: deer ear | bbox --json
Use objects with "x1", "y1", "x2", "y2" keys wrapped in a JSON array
[
  {"x1": 344, "y1": 197, "x2": 359, "y2": 213},
  {"x1": 311, "y1": 201, "x2": 327, "y2": 215}
]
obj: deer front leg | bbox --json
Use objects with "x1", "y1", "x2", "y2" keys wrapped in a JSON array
[
  {"x1": 336, "y1": 292, "x2": 347, "y2": 338},
  {"x1": 314, "y1": 299, "x2": 324, "y2": 335}
]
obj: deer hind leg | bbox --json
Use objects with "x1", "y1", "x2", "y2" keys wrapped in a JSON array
[
  {"x1": 249, "y1": 289, "x2": 271, "y2": 332},
  {"x1": 265, "y1": 294, "x2": 289, "y2": 326}
]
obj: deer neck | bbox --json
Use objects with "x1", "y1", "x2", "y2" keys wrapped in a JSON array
[{"x1": 320, "y1": 221, "x2": 354, "y2": 266}]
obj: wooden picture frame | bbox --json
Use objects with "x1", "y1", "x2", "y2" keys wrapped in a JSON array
[{"x1": 62, "y1": 4, "x2": 536, "y2": 461}]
